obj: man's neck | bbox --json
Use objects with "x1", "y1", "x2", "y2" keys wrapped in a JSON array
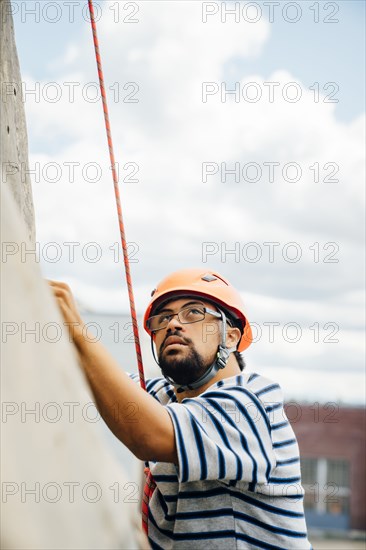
[{"x1": 174, "y1": 356, "x2": 241, "y2": 403}]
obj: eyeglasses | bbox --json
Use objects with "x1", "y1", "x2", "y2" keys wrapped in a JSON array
[{"x1": 147, "y1": 305, "x2": 222, "y2": 332}]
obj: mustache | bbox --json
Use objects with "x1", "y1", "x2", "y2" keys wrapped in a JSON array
[{"x1": 161, "y1": 331, "x2": 192, "y2": 350}]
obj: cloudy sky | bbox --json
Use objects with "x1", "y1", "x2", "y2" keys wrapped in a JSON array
[{"x1": 13, "y1": 1, "x2": 365, "y2": 403}]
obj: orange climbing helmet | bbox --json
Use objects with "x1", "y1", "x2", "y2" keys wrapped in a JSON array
[{"x1": 143, "y1": 268, "x2": 252, "y2": 352}]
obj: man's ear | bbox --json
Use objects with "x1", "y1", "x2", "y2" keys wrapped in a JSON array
[{"x1": 226, "y1": 326, "x2": 241, "y2": 349}]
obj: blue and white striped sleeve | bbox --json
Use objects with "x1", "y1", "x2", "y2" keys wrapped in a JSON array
[
  {"x1": 166, "y1": 385, "x2": 276, "y2": 486},
  {"x1": 128, "y1": 373, "x2": 175, "y2": 405}
]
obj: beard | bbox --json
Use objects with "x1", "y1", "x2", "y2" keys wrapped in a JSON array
[{"x1": 158, "y1": 333, "x2": 213, "y2": 386}]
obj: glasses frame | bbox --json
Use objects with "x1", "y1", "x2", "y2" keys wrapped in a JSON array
[{"x1": 147, "y1": 305, "x2": 222, "y2": 333}]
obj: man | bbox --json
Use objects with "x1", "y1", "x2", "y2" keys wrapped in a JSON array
[{"x1": 50, "y1": 268, "x2": 311, "y2": 549}]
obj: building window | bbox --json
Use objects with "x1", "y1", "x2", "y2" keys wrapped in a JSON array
[{"x1": 301, "y1": 457, "x2": 350, "y2": 515}]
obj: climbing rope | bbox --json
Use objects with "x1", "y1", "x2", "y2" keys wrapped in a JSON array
[
  {"x1": 87, "y1": 0, "x2": 155, "y2": 535},
  {"x1": 87, "y1": 0, "x2": 146, "y2": 391}
]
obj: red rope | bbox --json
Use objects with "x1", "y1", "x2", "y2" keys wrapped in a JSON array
[
  {"x1": 87, "y1": 4, "x2": 155, "y2": 537},
  {"x1": 87, "y1": 0, "x2": 146, "y2": 391}
]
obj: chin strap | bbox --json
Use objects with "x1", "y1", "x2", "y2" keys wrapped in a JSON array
[{"x1": 151, "y1": 309, "x2": 236, "y2": 394}]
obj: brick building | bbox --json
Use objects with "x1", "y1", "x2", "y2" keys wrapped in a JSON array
[{"x1": 285, "y1": 403, "x2": 366, "y2": 532}]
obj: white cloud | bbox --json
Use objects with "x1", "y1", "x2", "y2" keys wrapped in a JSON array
[{"x1": 21, "y1": 1, "x2": 365, "y2": 402}]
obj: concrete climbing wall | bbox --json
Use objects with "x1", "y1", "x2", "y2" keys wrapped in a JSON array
[
  {"x1": 1, "y1": 1, "x2": 143, "y2": 548},
  {"x1": 1, "y1": 0, "x2": 35, "y2": 244}
]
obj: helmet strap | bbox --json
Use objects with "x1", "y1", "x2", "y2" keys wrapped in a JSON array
[{"x1": 151, "y1": 308, "x2": 236, "y2": 394}]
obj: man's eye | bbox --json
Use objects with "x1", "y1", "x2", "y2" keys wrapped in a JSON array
[
  {"x1": 186, "y1": 308, "x2": 203, "y2": 316},
  {"x1": 158, "y1": 314, "x2": 171, "y2": 324}
]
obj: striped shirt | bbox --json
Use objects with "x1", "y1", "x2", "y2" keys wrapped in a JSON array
[{"x1": 130, "y1": 372, "x2": 311, "y2": 549}]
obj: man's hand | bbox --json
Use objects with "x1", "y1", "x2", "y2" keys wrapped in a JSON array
[{"x1": 48, "y1": 280, "x2": 85, "y2": 347}]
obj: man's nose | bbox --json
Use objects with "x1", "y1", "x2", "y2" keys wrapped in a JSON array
[{"x1": 166, "y1": 314, "x2": 183, "y2": 331}]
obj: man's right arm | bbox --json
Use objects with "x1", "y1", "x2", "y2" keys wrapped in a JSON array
[{"x1": 48, "y1": 280, "x2": 178, "y2": 464}]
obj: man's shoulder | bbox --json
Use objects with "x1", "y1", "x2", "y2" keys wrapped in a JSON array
[
  {"x1": 202, "y1": 372, "x2": 285, "y2": 408},
  {"x1": 128, "y1": 372, "x2": 176, "y2": 404}
]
